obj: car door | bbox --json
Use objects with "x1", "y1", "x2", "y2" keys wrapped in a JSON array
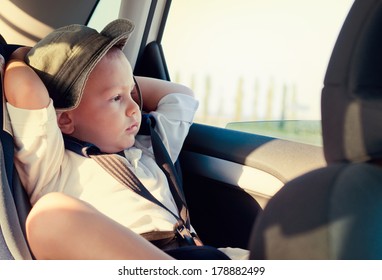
[{"x1": 125, "y1": 0, "x2": 352, "y2": 249}]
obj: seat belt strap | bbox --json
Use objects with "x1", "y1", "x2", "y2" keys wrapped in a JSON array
[
  {"x1": 88, "y1": 151, "x2": 183, "y2": 224},
  {"x1": 144, "y1": 115, "x2": 190, "y2": 229}
]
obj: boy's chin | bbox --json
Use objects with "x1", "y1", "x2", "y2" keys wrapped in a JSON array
[{"x1": 100, "y1": 140, "x2": 136, "y2": 154}]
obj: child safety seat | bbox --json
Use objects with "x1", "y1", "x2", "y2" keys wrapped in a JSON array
[{"x1": 0, "y1": 38, "x2": 33, "y2": 259}]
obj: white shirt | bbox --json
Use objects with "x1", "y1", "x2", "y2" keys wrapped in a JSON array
[{"x1": 7, "y1": 93, "x2": 199, "y2": 235}]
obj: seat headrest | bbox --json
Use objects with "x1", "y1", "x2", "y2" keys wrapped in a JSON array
[{"x1": 322, "y1": 0, "x2": 382, "y2": 164}]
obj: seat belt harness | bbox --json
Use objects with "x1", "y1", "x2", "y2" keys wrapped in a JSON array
[{"x1": 63, "y1": 114, "x2": 201, "y2": 248}]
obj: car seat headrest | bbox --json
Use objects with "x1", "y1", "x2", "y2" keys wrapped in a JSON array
[{"x1": 322, "y1": 0, "x2": 382, "y2": 164}]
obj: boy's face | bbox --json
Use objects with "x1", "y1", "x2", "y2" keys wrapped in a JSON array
[{"x1": 67, "y1": 48, "x2": 141, "y2": 153}]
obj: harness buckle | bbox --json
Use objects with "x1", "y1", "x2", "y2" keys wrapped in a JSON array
[{"x1": 175, "y1": 224, "x2": 196, "y2": 246}]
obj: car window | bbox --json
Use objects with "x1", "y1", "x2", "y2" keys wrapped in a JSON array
[
  {"x1": 87, "y1": 0, "x2": 121, "y2": 30},
  {"x1": 162, "y1": 0, "x2": 354, "y2": 144}
]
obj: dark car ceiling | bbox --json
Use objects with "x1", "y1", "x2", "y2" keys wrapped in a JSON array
[{"x1": 0, "y1": 0, "x2": 99, "y2": 44}]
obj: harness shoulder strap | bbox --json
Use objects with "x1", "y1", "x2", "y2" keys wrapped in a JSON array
[{"x1": 144, "y1": 115, "x2": 190, "y2": 229}]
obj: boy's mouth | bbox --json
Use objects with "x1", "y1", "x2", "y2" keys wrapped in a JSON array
[{"x1": 126, "y1": 122, "x2": 139, "y2": 133}]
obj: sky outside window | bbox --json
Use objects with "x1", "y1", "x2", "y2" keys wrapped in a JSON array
[{"x1": 162, "y1": 0, "x2": 354, "y2": 126}]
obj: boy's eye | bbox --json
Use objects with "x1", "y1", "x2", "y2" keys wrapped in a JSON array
[{"x1": 112, "y1": 95, "x2": 122, "y2": 102}]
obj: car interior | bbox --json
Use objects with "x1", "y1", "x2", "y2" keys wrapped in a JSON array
[
  {"x1": 249, "y1": 0, "x2": 382, "y2": 259},
  {"x1": 1, "y1": 0, "x2": 379, "y2": 260}
]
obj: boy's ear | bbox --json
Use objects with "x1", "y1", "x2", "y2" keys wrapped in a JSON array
[{"x1": 57, "y1": 112, "x2": 74, "y2": 134}]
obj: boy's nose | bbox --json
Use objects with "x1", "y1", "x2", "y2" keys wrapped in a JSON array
[{"x1": 125, "y1": 101, "x2": 139, "y2": 117}]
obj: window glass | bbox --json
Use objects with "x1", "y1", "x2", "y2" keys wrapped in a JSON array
[
  {"x1": 87, "y1": 0, "x2": 121, "y2": 31},
  {"x1": 162, "y1": 0, "x2": 354, "y2": 128}
]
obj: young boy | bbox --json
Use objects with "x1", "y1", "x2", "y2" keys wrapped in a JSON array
[
  {"x1": 4, "y1": 19, "x2": 249, "y2": 260},
  {"x1": 4, "y1": 19, "x2": 201, "y2": 260}
]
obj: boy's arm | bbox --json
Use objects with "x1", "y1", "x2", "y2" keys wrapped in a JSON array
[
  {"x1": 4, "y1": 47, "x2": 50, "y2": 109},
  {"x1": 134, "y1": 77, "x2": 199, "y2": 163},
  {"x1": 134, "y1": 76, "x2": 194, "y2": 112}
]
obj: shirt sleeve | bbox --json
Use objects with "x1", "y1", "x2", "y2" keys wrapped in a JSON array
[
  {"x1": 136, "y1": 93, "x2": 199, "y2": 163},
  {"x1": 6, "y1": 100, "x2": 65, "y2": 204}
]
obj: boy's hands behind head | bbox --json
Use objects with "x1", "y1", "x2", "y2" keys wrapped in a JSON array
[
  {"x1": 9, "y1": 46, "x2": 31, "y2": 61},
  {"x1": 4, "y1": 47, "x2": 50, "y2": 110}
]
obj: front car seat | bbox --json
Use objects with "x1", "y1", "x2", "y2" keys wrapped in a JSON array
[{"x1": 249, "y1": 0, "x2": 382, "y2": 259}]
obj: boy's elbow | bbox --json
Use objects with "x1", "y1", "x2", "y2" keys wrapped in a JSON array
[
  {"x1": 4, "y1": 63, "x2": 50, "y2": 109},
  {"x1": 178, "y1": 83, "x2": 194, "y2": 97}
]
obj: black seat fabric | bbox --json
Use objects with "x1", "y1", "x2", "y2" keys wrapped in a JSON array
[
  {"x1": 249, "y1": 0, "x2": 382, "y2": 259},
  {"x1": 0, "y1": 42, "x2": 32, "y2": 260}
]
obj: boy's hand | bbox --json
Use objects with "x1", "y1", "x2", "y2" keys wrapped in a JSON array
[
  {"x1": 9, "y1": 46, "x2": 32, "y2": 61},
  {"x1": 4, "y1": 47, "x2": 50, "y2": 110}
]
